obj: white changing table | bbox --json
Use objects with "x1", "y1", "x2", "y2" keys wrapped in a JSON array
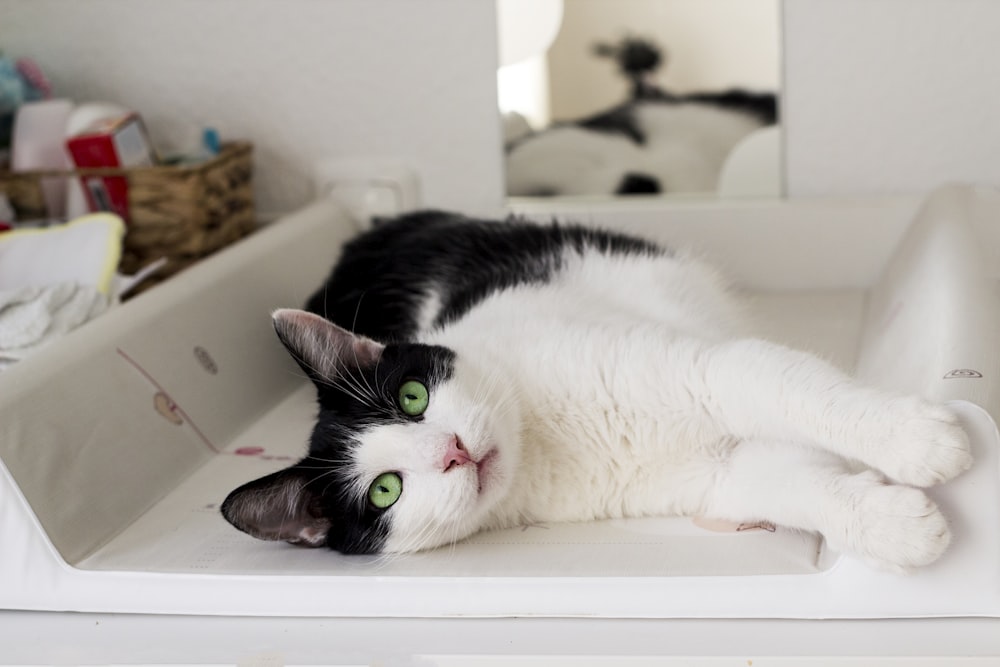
[
  {"x1": 2, "y1": 613, "x2": 1000, "y2": 664},
  {"x1": 3, "y1": 187, "x2": 1000, "y2": 664}
]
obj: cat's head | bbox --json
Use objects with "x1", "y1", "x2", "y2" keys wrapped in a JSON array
[{"x1": 221, "y1": 309, "x2": 521, "y2": 555}]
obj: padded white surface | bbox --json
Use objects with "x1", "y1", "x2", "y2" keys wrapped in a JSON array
[
  {"x1": 78, "y1": 288, "x2": 866, "y2": 578},
  {"x1": 79, "y1": 384, "x2": 823, "y2": 578},
  {"x1": 1, "y1": 185, "x2": 999, "y2": 619}
]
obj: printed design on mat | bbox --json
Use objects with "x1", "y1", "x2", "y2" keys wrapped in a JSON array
[
  {"x1": 116, "y1": 347, "x2": 220, "y2": 453},
  {"x1": 193, "y1": 345, "x2": 219, "y2": 375},
  {"x1": 232, "y1": 446, "x2": 294, "y2": 462},
  {"x1": 692, "y1": 517, "x2": 777, "y2": 533},
  {"x1": 153, "y1": 391, "x2": 183, "y2": 425},
  {"x1": 944, "y1": 369, "x2": 983, "y2": 379}
]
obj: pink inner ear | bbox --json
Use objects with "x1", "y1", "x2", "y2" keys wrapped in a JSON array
[
  {"x1": 272, "y1": 309, "x2": 384, "y2": 374},
  {"x1": 349, "y1": 334, "x2": 383, "y2": 367},
  {"x1": 272, "y1": 308, "x2": 332, "y2": 333},
  {"x1": 290, "y1": 524, "x2": 330, "y2": 547}
]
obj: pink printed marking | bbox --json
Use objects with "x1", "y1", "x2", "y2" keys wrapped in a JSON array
[{"x1": 116, "y1": 347, "x2": 220, "y2": 453}]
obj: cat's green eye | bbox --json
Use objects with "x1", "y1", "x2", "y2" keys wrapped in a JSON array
[
  {"x1": 369, "y1": 472, "x2": 402, "y2": 509},
  {"x1": 398, "y1": 380, "x2": 429, "y2": 416}
]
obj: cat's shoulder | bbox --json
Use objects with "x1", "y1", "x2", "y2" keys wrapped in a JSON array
[
  {"x1": 343, "y1": 209, "x2": 664, "y2": 263},
  {"x1": 307, "y1": 210, "x2": 673, "y2": 339}
]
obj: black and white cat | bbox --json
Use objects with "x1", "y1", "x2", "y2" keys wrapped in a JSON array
[{"x1": 222, "y1": 210, "x2": 972, "y2": 572}]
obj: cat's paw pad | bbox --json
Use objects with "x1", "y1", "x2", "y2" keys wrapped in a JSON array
[
  {"x1": 843, "y1": 484, "x2": 951, "y2": 573},
  {"x1": 877, "y1": 401, "x2": 972, "y2": 487}
]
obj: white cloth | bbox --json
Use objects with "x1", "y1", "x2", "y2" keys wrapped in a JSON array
[
  {"x1": 0, "y1": 213, "x2": 125, "y2": 295},
  {"x1": 0, "y1": 283, "x2": 109, "y2": 370},
  {"x1": 0, "y1": 213, "x2": 128, "y2": 370}
]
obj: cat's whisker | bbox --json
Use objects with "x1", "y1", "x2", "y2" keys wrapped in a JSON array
[
  {"x1": 378, "y1": 372, "x2": 392, "y2": 403},
  {"x1": 470, "y1": 365, "x2": 500, "y2": 407},
  {"x1": 356, "y1": 357, "x2": 381, "y2": 403},
  {"x1": 349, "y1": 290, "x2": 368, "y2": 333},
  {"x1": 373, "y1": 355, "x2": 389, "y2": 402},
  {"x1": 441, "y1": 518, "x2": 466, "y2": 560},
  {"x1": 321, "y1": 378, "x2": 369, "y2": 409},
  {"x1": 278, "y1": 367, "x2": 313, "y2": 383},
  {"x1": 332, "y1": 366, "x2": 375, "y2": 404},
  {"x1": 396, "y1": 515, "x2": 443, "y2": 556},
  {"x1": 286, "y1": 346, "x2": 379, "y2": 410},
  {"x1": 348, "y1": 367, "x2": 391, "y2": 413},
  {"x1": 341, "y1": 360, "x2": 378, "y2": 404},
  {"x1": 485, "y1": 387, "x2": 518, "y2": 427},
  {"x1": 306, "y1": 467, "x2": 343, "y2": 492},
  {"x1": 323, "y1": 372, "x2": 382, "y2": 411},
  {"x1": 372, "y1": 546, "x2": 407, "y2": 570},
  {"x1": 300, "y1": 455, "x2": 347, "y2": 465}
]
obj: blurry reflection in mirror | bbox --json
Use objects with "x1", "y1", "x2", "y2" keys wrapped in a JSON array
[{"x1": 498, "y1": 0, "x2": 781, "y2": 200}]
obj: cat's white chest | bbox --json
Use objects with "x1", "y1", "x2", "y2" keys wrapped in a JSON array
[{"x1": 425, "y1": 250, "x2": 745, "y2": 529}]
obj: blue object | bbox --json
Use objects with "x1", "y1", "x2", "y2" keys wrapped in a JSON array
[
  {"x1": 202, "y1": 127, "x2": 220, "y2": 156},
  {"x1": 0, "y1": 55, "x2": 50, "y2": 150}
]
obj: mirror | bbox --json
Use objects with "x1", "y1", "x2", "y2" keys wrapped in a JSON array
[{"x1": 497, "y1": 0, "x2": 781, "y2": 200}]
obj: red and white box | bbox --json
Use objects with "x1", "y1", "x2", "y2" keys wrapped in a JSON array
[{"x1": 65, "y1": 113, "x2": 158, "y2": 223}]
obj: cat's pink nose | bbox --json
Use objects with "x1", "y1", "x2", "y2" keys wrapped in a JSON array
[{"x1": 442, "y1": 436, "x2": 473, "y2": 472}]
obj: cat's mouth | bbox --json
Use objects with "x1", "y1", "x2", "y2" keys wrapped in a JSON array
[{"x1": 476, "y1": 448, "x2": 499, "y2": 495}]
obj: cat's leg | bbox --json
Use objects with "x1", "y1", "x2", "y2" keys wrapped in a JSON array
[
  {"x1": 703, "y1": 438, "x2": 951, "y2": 572},
  {"x1": 697, "y1": 338, "x2": 972, "y2": 487}
]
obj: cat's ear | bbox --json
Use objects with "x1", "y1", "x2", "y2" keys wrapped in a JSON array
[
  {"x1": 220, "y1": 467, "x2": 331, "y2": 547},
  {"x1": 272, "y1": 309, "x2": 384, "y2": 384}
]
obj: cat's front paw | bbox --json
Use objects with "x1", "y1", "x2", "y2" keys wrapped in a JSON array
[
  {"x1": 841, "y1": 483, "x2": 951, "y2": 573},
  {"x1": 874, "y1": 400, "x2": 972, "y2": 487}
]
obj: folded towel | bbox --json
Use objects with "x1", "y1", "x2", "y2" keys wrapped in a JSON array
[{"x1": 0, "y1": 212, "x2": 125, "y2": 295}]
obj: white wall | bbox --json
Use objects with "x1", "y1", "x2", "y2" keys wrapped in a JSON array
[
  {"x1": 546, "y1": 0, "x2": 780, "y2": 121},
  {"x1": 0, "y1": 0, "x2": 505, "y2": 218},
  {"x1": 3, "y1": 0, "x2": 1000, "y2": 211},
  {"x1": 783, "y1": 0, "x2": 1000, "y2": 197}
]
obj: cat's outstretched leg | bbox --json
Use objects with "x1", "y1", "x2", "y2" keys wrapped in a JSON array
[
  {"x1": 697, "y1": 339, "x2": 972, "y2": 487},
  {"x1": 703, "y1": 439, "x2": 951, "y2": 572}
]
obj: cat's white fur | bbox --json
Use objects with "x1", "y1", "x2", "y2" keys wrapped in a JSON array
[
  {"x1": 505, "y1": 102, "x2": 763, "y2": 196},
  {"x1": 325, "y1": 247, "x2": 971, "y2": 572}
]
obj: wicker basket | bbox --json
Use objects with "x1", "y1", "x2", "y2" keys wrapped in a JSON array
[{"x1": 0, "y1": 142, "x2": 255, "y2": 287}]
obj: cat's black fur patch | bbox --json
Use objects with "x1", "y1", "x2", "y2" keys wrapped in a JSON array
[
  {"x1": 603, "y1": 35, "x2": 778, "y2": 124},
  {"x1": 676, "y1": 89, "x2": 778, "y2": 125},
  {"x1": 573, "y1": 89, "x2": 777, "y2": 149},
  {"x1": 305, "y1": 211, "x2": 666, "y2": 342},
  {"x1": 616, "y1": 172, "x2": 662, "y2": 195},
  {"x1": 546, "y1": 36, "x2": 777, "y2": 148}
]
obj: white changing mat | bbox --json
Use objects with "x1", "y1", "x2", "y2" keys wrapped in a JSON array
[
  {"x1": 0, "y1": 185, "x2": 999, "y2": 619},
  {"x1": 76, "y1": 384, "x2": 824, "y2": 578}
]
